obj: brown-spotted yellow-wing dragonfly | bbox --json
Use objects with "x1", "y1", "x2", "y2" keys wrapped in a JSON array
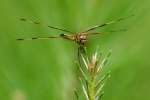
[{"x1": 17, "y1": 15, "x2": 134, "y2": 46}]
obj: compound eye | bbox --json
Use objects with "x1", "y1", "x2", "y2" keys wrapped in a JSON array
[{"x1": 80, "y1": 35, "x2": 86, "y2": 39}]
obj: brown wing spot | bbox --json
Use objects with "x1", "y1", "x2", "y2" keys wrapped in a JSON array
[
  {"x1": 32, "y1": 37, "x2": 38, "y2": 39},
  {"x1": 17, "y1": 38, "x2": 24, "y2": 40},
  {"x1": 20, "y1": 18, "x2": 26, "y2": 21}
]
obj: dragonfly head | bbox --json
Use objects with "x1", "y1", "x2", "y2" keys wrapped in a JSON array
[{"x1": 75, "y1": 34, "x2": 87, "y2": 46}]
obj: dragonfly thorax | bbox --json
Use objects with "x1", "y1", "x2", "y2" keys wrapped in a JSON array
[
  {"x1": 75, "y1": 33, "x2": 87, "y2": 45},
  {"x1": 59, "y1": 33, "x2": 87, "y2": 45}
]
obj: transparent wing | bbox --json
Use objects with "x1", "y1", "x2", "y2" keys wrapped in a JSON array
[
  {"x1": 16, "y1": 35, "x2": 61, "y2": 41},
  {"x1": 83, "y1": 29, "x2": 127, "y2": 36},
  {"x1": 82, "y1": 15, "x2": 134, "y2": 33},
  {"x1": 20, "y1": 18, "x2": 73, "y2": 33}
]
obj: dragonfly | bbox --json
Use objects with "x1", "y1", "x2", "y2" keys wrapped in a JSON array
[{"x1": 17, "y1": 15, "x2": 134, "y2": 47}]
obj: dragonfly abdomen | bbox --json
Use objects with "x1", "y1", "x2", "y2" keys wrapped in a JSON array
[{"x1": 60, "y1": 33, "x2": 75, "y2": 41}]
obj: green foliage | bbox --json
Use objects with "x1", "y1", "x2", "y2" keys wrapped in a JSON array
[
  {"x1": 0, "y1": 0, "x2": 150, "y2": 100},
  {"x1": 75, "y1": 50, "x2": 111, "y2": 100}
]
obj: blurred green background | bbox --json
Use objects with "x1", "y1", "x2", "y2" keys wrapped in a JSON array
[{"x1": 0, "y1": 0, "x2": 150, "y2": 100}]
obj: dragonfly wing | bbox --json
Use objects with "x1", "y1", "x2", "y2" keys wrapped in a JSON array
[
  {"x1": 82, "y1": 28, "x2": 127, "y2": 37},
  {"x1": 17, "y1": 35, "x2": 61, "y2": 41},
  {"x1": 82, "y1": 32, "x2": 102, "y2": 36},
  {"x1": 20, "y1": 18, "x2": 74, "y2": 33},
  {"x1": 82, "y1": 14, "x2": 134, "y2": 32}
]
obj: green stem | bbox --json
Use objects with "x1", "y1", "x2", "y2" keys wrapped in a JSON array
[{"x1": 88, "y1": 76, "x2": 96, "y2": 100}]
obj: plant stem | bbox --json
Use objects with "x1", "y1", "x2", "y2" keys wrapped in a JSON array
[
  {"x1": 75, "y1": 48, "x2": 111, "y2": 100},
  {"x1": 88, "y1": 77, "x2": 95, "y2": 100}
]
